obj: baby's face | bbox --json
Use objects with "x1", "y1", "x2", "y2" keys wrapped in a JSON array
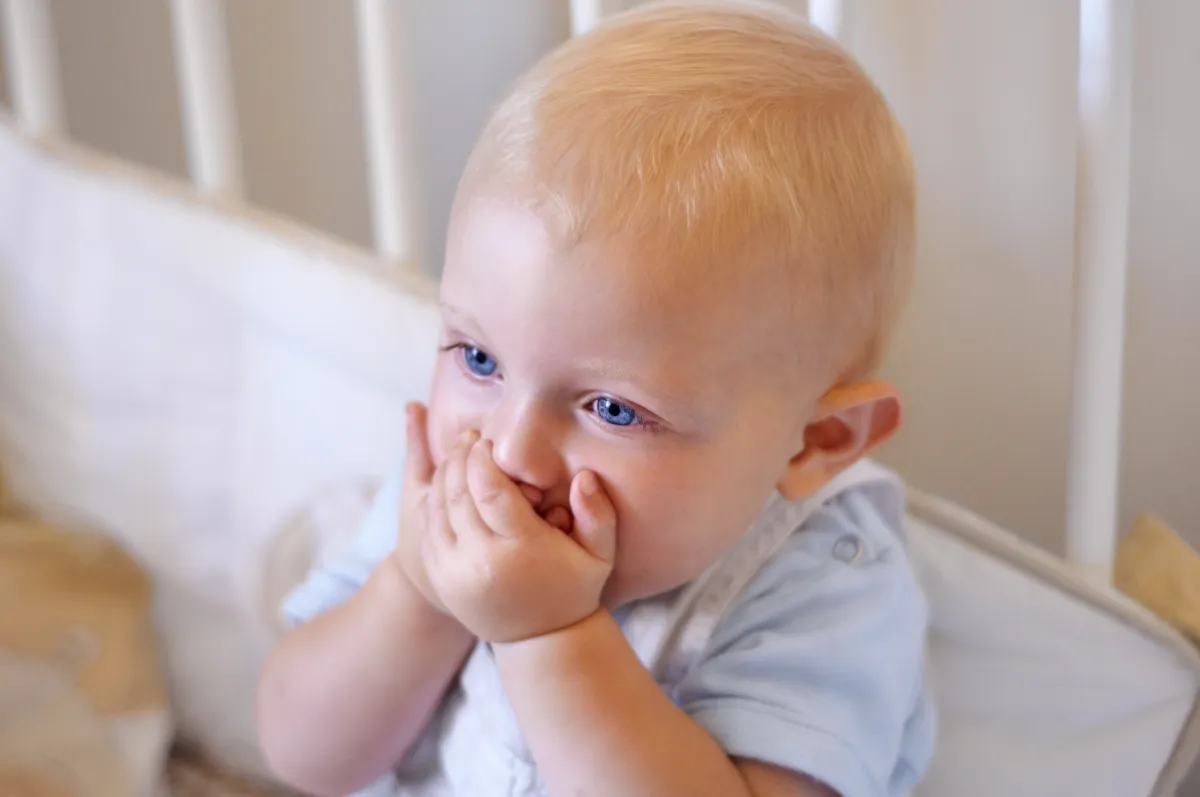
[{"x1": 428, "y1": 196, "x2": 820, "y2": 606}]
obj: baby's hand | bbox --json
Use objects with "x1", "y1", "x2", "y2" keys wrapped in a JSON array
[
  {"x1": 390, "y1": 403, "x2": 451, "y2": 615},
  {"x1": 422, "y1": 430, "x2": 617, "y2": 643}
]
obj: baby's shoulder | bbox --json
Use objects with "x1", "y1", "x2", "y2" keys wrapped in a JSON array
[
  {"x1": 675, "y1": 479, "x2": 936, "y2": 796},
  {"x1": 727, "y1": 480, "x2": 924, "y2": 634},
  {"x1": 774, "y1": 478, "x2": 911, "y2": 575},
  {"x1": 697, "y1": 481, "x2": 928, "y2": 656}
]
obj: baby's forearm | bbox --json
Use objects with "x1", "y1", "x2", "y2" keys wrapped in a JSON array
[
  {"x1": 492, "y1": 610, "x2": 756, "y2": 797},
  {"x1": 256, "y1": 559, "x2": 473, "y2": 797}
]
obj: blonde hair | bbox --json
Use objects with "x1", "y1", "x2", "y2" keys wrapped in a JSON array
[{"x1": 458, "y1": 0, "x2": 915, "y2": 382}]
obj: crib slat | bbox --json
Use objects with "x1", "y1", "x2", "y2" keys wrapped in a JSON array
[
  {"x1": 168, "y1": 0, "x2": 242, "y2": 196},
  {"x1": 355, "y1": 0, "x2": 419, "y2": 267},
  {"x1": 1065, "y1": 0, "x2": 1134, "y2": 584},
  {"x1": 0, "y1": 0, "x2": 62, "y2": 136},
  {"x1": 569, "y1": 0, "x2": 603, "y2": 37},
  {"x1": 807, "y1": 0, "x2": 843, "y2": 38}
]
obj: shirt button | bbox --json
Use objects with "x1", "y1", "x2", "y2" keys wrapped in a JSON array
[{"x1": 832, "y1": 534, "x2": 863, "y2": 564}]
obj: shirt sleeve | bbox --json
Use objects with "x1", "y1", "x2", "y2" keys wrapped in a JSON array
[
  {"x1": 280, "y1": 454, "x2": 406, "y2": 628},
  {"x1": 675, "y1": 489, "x2": 937, "y2": 797}
]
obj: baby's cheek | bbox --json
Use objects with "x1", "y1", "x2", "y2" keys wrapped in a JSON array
[
  {"x1": 611, "y1": 487, "x2": 705, "y2": 590},
  {"x1": 594, "y1": 476, "x2": 631, "y2": 543},
  {"x1": 425, "y1": 398, "x2": 462, "y2": 468},
  {"x1": 428, "y1": 422, "x2": 464, "y2": 468}
]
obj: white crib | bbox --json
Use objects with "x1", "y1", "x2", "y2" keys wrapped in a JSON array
[{"x1": 0, "y1": 1, "x2": 1196, "y2": 795}]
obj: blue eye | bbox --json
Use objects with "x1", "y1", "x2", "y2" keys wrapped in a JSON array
[
  {"x1": 461, "y1": 345, "x2": 497, "y2": 377},
  {"x1": 593, "y1": 397, "x2": 639, "y2": 427}
]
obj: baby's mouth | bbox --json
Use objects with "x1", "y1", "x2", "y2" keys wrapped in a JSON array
[
  {"x1": 539, "y1": 504, "x2": 573, "y2": 533},
  {"x1": 518, "y1": 483, "x2": 572, "y2": 532}
]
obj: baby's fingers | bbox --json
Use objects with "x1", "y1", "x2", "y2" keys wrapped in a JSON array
[
  {"x1": 569, "y1": 470, "x2": 616, "y2": 565},
  {"x1": 466, "y1": 440, "x2": 541, "y2": 537},
  {"x1": 444, "y1": 431, "x2": 494, "y2": 541},
  {"x1": 428, "y1": 460, "x2": 457, "y2": 549}
]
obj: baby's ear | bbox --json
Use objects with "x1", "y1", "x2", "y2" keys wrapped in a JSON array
[{"x1": 776, "y1": 381, "x2": 902, "y2": 501}]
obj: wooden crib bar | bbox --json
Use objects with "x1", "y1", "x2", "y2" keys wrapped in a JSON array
[
  {"x1": 1066, "y1": 0, "x2": 1134, "y2": 584},
  {"x1": 570, "y1": 0, "x2": 603, "y2": 38},
  {"x1": 1, "y1": 0, "x2": 61, "y2": 136},
  {"x1": 355, "y1": 0, "x2": 419, "y2": 268},
  {"x1": 168, "y1": 0, "x2": 242, "y2": 197},
  {"x1": 807, "y1": 0, "x2": 843, "y2": 38}
]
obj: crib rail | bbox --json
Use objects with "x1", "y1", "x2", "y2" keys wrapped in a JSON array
[
  {"x1": 355, "y1": 0, "x2": 420, "y2": 264},
  {"x1": 169, "y1": 0, "x2": 242, "y2": 197},
  {"x1": 570, "y1": 0, "x2": 605, "y2": 38},
  {"x1": 0, "y1": 0, "x2": 1134, "y2": 585},
  {"x1": 1066, "y1": 0, "x2": 1134, "y2": 585},
  {"x1": 1, "y1": 0, "x2": 60, "y2": 136},
  {"x1": 806, "y1": 0, "x2": 843, "y2": 37}
]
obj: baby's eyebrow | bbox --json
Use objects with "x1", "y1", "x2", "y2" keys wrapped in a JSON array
[
  {"x1": 439, "y1": 300, "x2": 490, "y2": 337},
  {"x1": 575, "y1": 358, "x2": 695, "y2": 408},
  {"x1": 439, "y1": 300, "x2": 472, "y2": 322}
]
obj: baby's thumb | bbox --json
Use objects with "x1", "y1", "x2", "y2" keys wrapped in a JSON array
[
  {"x1": 404, "y1": 402, "x2": 435, "y2": 487},
  {"x1": 569, "y1": 470, "x2": 617, "y2": 565}
]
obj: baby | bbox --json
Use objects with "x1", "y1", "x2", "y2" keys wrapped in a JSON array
[{"x1": 257, "y1": 2, "x2": 935, "y2": 796}]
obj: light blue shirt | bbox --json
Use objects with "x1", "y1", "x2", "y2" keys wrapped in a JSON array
[{"x1": 282, "y1": 458, "x2": 936, "y2": 797}]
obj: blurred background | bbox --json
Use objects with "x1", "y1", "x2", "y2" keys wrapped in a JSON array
[{"x1": 2, "y1": 0, "x2": 1196, "y2": 571}]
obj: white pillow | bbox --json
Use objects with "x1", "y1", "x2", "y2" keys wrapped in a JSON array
[
  {"x1": 0, "y1": 127, "x2": 438, "y2": 780},
  {"x1": 906, "y1": 490, "x2": 1200, "y2": 797}
]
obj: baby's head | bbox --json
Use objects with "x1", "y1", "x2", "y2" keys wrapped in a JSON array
[{"x1": 427, "y1": 0, "x2": 914, "y2": 606}]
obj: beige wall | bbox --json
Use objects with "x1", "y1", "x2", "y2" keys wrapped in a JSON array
[
  {"x1": 849, "y1": 0, "x2": 1082, "y2": 552},
  {"x1": 3, "y1": 1, "x2": 1197, "y2": 553},
  {"x1": 222, "y1": 0, "x2": 570, "y2": 253},
  {"x1": 845, "y1": 0, "x2": 1200, "y2": 559},
  {"x1": 15, "y1": 0, "x2": 568, "y2": 267},
  {"x1": 1120, "y1": 0, "x2": 1200, "y2": 559},
  {"x1": 224, "y1": 0, "x2": 373, "y2": 247},
  {"x1": 48, "y1": 0, "x2": 188, "y2": 178}
]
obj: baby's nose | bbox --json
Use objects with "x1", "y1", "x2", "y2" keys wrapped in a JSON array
[{"x1": 485, "y1": 400, "x2": 567, "y2": 493}]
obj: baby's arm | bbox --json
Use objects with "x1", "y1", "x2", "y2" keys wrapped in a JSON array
[
  {"x1": 493, "y1": 611, "x2": 836, "y2": 797},
  {"x1": 494, "y1": 493, "x2": 934, "y2": 797},
  {"x1": 495, "y1": 611, "x2": 836, "y2": 797},
  {"x1": 257, "y1": 559, "x2": 472, "y2": 797},
  {"x1": 257, "y1": 404, "x2": 474, "y2": 796}
]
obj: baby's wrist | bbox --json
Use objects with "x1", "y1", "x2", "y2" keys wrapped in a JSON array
[
  {"x1": 492, "y1": 607, "x2": 612, "y2": 655},
  {"x1": 377, "y1": 556, "x2": 466, "y2": 634}
]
